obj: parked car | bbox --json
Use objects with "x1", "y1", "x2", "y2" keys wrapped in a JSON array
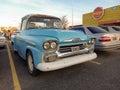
[
  {"x1": 111, "y1": 26, "x2": 120, "y2": 32},
  {"x1": 100, "y1": 26, "x2": 120, "y2": 33},
  {"x1": 70, "y1": 26, "x2": 120, "y2": 51},
  {"x1": 0, "y1": 32, "x2": 6, "y2": 48},
  {"x1": 99, "y1": 26, "x2": 120, "y2": 43},
  {"x1": 13, "y1": 14, "x2": 97, "y2": 76}
]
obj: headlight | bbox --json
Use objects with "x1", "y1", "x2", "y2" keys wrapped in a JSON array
[
  {"x1": 43, "y1": 41, "x2": 57, "y2": 50},
  {"x1": 43, "y1": 42, "x2": 50, "y2": 50},
  {"x1": 88, "y1": 38, "x2": 95, "y2": 44},
  {"x1": 50, "y1": 41, "x2": 57, "y2": 49}
]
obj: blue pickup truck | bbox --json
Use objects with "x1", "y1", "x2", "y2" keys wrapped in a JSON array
[{"x1": 13, "y1": 14, "x2": 97, "y2": 76}]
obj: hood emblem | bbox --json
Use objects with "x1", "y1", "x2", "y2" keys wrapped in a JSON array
[{"x1": 63, "y1": 38, "x2": 81, "y2": 42}]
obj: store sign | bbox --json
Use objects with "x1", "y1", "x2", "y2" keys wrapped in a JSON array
[{"x1": 92, "y1": 7, "x2": 104, "y2": 20}]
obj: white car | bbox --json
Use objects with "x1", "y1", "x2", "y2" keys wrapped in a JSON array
[
  {"x1": 0, "y1": 32, "x2": 6, "y2": 48},
  {"x1": 99, "y1": 26, "x2": 120, "y2": 46},
  {"x1": 111, "y1": 26, "x2": 120, "y2": 32},
  {"x1": 70, "y1": 26, "x2": 120, "y2": 51},
  {"x1": 100, "y1": 26, "x2": 120, "y2": 33}
]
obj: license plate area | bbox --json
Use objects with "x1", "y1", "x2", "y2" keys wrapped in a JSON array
[
  {"x1": 112, "y1": 37, "x2": 117, "y2": 41},
  {"x1": 71, "y1": 46, "x2": 80, "y2": 52}
]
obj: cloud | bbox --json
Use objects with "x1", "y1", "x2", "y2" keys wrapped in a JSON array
[
  {"x1": 7, "y1": 0, "x2": 72, "y2": 18},
  {"x1": 8, "y1": 0, "x2": 51, "y2": 4},
  {"x1": 0, "y1": 0, "x2": 76, "y2": 26},
  {"x1": 103, "y1": 0, "x2": 120, "y2": 3},
  {"x1": 0, "y1": 14, "x2": 20, "y2": 26},
  {"x1": 3, "y1": 0, "x2": 119, "y2": 27}
]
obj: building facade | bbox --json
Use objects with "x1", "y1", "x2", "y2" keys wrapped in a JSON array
[{"x1": 83, "y1": 5, "x2": 120, "y2": 26}]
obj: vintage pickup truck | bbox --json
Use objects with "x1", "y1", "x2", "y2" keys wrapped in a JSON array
[{"x1": 13, "y1": 14, "x2": 97, "y2": 76}]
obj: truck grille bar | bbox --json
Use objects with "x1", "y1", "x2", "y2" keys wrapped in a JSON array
[{"x1": 58, "y1": 44, "x2": 85, "y2": 53}]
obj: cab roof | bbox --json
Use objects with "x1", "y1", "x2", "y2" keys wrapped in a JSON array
[{"x1": 22, "y1": 14, "x2": 60, "y2": 21}]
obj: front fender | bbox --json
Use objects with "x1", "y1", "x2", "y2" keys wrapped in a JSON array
[
  {"x1": 26, "y1": 46, "x2": 43, "y2": 67},
  {"x1": 87, "y1": 35, "x2": 95, "y2": 39}
]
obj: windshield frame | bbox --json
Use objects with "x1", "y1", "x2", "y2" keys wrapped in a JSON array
[{"x1": 27, "y1": 16, "x2": 63, "y2": 30}]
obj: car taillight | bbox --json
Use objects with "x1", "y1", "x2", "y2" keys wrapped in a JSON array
[{"x1": 99, "y1": 36, "x2": 111, "y2": 42}]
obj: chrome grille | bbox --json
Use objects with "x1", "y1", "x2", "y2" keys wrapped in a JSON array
[{"x1": 58, "y1": 44, "x2": 85, "y2": 53}]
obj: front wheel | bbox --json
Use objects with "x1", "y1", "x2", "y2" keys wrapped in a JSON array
[{"x1": 27, "y1": 51, "x2": 39, "y2": 76}]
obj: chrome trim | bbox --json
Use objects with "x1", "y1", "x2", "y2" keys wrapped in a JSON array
[
  {"x1": 63, "y1": 38, "x2": 81, "y2": 43},
  {"x1": 58, "y1": 44, "x2": 86, "y2": 53},
  {"x1": 56, "y1": 48, "x2": 89, "y2": 58}
]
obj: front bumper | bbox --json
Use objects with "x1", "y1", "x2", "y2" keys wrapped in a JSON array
[{"x1": 37, "y1": 52, "x2": 97, "y2": 71}]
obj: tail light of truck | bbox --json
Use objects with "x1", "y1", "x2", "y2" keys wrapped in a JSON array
[{"x1": 99, "y1": 36, "x2": 111, "y2": 42}]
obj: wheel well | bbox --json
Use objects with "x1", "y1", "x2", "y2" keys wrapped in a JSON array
[
  {"x1": 11, "y1": 41, "x2": 14, "y2": 45},
  {"x1": 26, "y1": 49, "x2": 39, "y2": 76},
  {"x1": 26, "y1": 49, "x2": 31, "y2": 58}
]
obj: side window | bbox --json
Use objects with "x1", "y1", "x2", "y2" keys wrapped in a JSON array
[
  {"x1": 100, "y1": 27, "x2": 109, "y2": 32},
  {"x1": 21, "y1": 19, "x2": 27, "y2": 30}
]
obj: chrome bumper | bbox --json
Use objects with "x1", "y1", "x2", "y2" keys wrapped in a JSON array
[
  {"x1": 56, "y1": 48, "x2": 90, "y2": 58},
  {"x1": 37, "y1": 53, "x2": 97, "y2": 71}
]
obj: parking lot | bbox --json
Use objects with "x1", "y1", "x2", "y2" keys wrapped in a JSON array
[{"x1": 0, "y1": 41, "x2": 120, "y2": 90}]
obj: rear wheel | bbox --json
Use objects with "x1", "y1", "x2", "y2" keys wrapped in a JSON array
[{"x1": 27, "y1": 51, "x2": 39, "y2": 76}]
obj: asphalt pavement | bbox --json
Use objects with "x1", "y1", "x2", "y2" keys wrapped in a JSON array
[{"x1": 0, "y1": 42, "x2": 120, "y2": 90}]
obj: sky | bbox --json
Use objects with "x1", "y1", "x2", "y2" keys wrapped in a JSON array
[{"x1": 0, "y1": 0, "x2": 120, "y2": 28}]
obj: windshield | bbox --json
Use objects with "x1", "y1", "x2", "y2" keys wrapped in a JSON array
[
  {"x1": 27, "y1": 17, "x2": 62, "y2": 29},
  {"x1": 87, "y1": 27, "x2": 107, "y2": 34},
  {"x1": 100, "y1": 27, "x2": 110, "y2": 32},
  {"x1": 111, "y1": 27, "x2": 120, "y2": 31}
]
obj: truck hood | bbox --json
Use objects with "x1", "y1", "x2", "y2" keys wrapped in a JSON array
[{"x1": 23, "y1": 29, "x2": 87, "y2": 42}]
